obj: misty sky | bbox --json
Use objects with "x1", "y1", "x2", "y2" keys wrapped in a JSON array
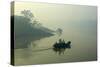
[{"x1": 14, "y1": 2, "x2": 97, "y2": 30}]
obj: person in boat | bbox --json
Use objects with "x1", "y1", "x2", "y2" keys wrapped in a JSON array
[{"x1": 53, "y1": 39, "x2": 71, "y2": 49}]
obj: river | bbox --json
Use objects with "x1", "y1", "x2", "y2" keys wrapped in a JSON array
[{"x1": 14, "y1": 20, "x2": 97, "y2": 65}]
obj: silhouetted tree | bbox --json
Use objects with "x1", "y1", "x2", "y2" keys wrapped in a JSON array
[
  {"x1": 21, "y1": 10, "x2": 34, "y2": 20},
  {"x1": 56, "y1": 28, "x2": 63, "y2": 36}
]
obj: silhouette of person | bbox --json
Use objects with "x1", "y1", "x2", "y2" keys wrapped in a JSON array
[{"x1": 59, "y1": 39, "x2": 62, "y2": 43}]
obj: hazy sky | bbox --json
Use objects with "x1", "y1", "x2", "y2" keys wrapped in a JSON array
[{"x1": 14, "y1": 1, "x2": 97, "y2": 30}]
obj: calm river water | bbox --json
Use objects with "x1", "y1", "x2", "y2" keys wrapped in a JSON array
[{"x1": 15, "y1": 20, "x2": 97, "y2": 65}]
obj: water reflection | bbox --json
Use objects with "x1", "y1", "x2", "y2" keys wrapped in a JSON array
[{"x1": 53, "y1": 48, "x2": 66, "y2": 55}]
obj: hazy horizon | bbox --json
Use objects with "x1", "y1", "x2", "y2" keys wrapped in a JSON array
[{"x1": 14, "y1": 2, "x2": 97, "y2": 30}]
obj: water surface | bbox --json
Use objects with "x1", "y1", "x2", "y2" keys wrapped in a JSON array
[{"x1": 15, "y1": 20, "x2": 97, "y2": 65}]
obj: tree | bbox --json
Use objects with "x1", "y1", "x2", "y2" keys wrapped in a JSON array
[
  {"x1": 21, "y1": 10, "x2": 34, "y2": 20},
  {"x1": 56, "y1": 28, "x2": 63, "y2": 36}
]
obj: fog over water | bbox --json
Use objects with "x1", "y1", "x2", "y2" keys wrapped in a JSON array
[{"x1": 13, "y1": 2, "x2": 97, "y2": 66}]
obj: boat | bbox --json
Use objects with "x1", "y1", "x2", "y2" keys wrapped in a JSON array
[{"x1": 53, "y1": 39, "x2": 71, "y2": 49}]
